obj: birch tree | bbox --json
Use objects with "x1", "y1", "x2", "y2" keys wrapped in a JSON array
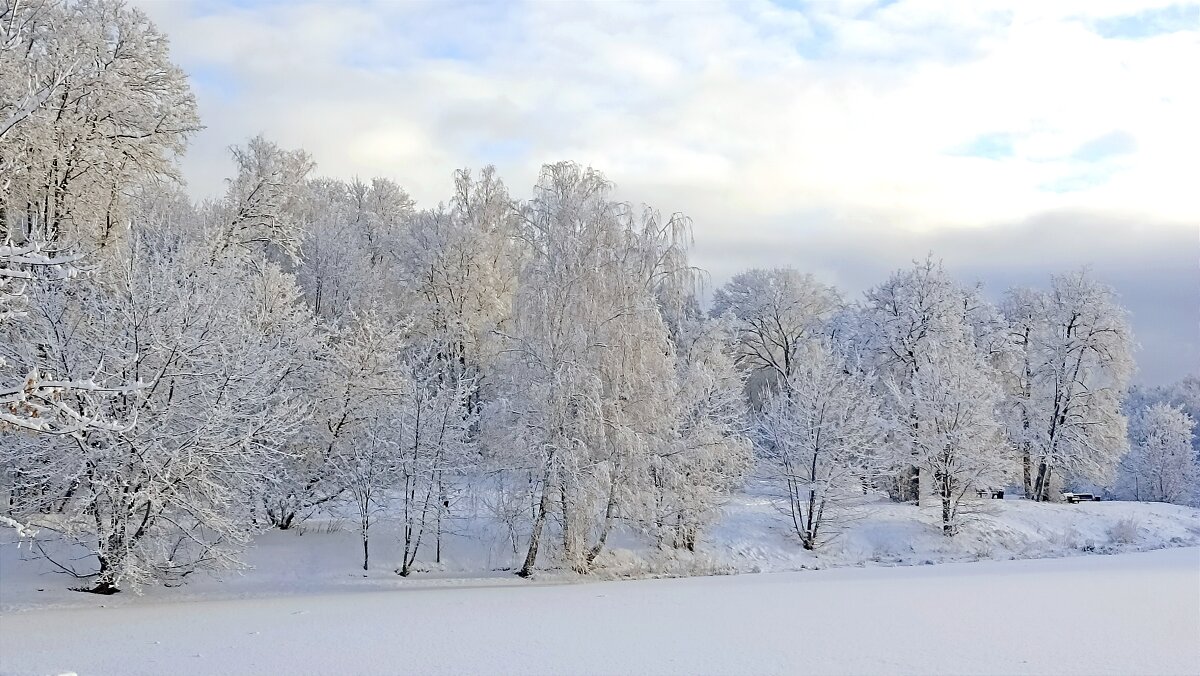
[
  {"x1": 646, "y1": 315, "x2": 752, "y2": 551},
  {"x1": 999, "y1": 287, "x2": 1044, "y2": 496},
  {"x1": 296, "y1": 313, "x2": 406, "y2": 556},
  {"x1": 393, "y1": 345, "x2": 478, "y2": 576},
  {"x1": 492, "y1": 163, "x2": 686, "y2": 576}
]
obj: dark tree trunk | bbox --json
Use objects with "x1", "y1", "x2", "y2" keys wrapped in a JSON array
[
  {"x1": 435, "y1": 479, "x2": 445, "y2": 565},
  {"x1": 518, "y1": 473, "x2": 554, "y2": 578},
  {"x1": 1021, "y1": 443, "x2": 1033, "y2": 498},
  {"x1": 1033, "y1": 462, "x2": 1052, "y2": 502},
  {"x1": 559, "y1": 482, "x2": 574, "y2": 567},
  {"x1": 82, "y1": 554, "x2": 122, "y2": 595},
  {"x1": 942, "y1": 496, "x2": 953, "y2": 535},
  {"x1": 362, "y1": 532, "x2": 369, "y2": 571}
]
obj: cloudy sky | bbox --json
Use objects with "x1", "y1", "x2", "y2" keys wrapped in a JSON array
[{"x1": 134, "y1": 0, "x2": 1198, "y2": 386}]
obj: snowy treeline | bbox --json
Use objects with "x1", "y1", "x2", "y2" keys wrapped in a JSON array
[
  {"x1": 1, "y1": 0, "x2": 1196, "y2": 593},
  {"x1": 1111, "y1": 378, "x2": 1200, "y2": 506}
]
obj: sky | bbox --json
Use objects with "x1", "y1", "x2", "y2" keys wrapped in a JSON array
[{"x1": 132, "y1": 0, "x2": 1199, "y2": 387}]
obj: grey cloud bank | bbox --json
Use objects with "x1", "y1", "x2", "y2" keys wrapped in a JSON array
[{"x1": 688, "y1": 211, "x2": 1197, "y2": 387}]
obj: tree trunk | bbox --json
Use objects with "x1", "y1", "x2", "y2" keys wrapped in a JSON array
[
  {"x1": 912, "y1": 465, "x2": 921, "y2": 506},
  {"x1": 518, "y1": 474, "x2": 554, "y2": 578},
  {"x1": 1033, "y1": 462, "x2": 1052, "y2": 502},
  {"x1": 1021, "y1": 443, "x2": 1032, "y2": 498},
  {"x1": 942, "y1": 495, "x2": 953, "y2": 535},
  {"x1": 585, "y1": 475, "x2": 620, "y2": 565},
  {"x1": 559, "y1": 482, "x2": 575, "y2": 568},
  {"x1": 84, "y1": 553, "x2": 121, "y2": 595},
  {"x1": 435, "y1": 477, "x2": 445, "y2": 565},
  {"x1": 362, "y1": 530, "x2": 369, "y2": 571}
]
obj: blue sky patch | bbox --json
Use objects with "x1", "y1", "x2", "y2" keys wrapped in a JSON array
[
  {"x1": 951, "y1": 132, "x2": 1015, "y2": 160},
  {"x1": 471, "y1": 138, "x2": 531, "y2": 163},
  {"x1": 1073, "y1": 131, "x2": 1138, "y2": 162},
  {"x1": 1039, "y1": 170, "x2": 1114, "y2": 193},
  {"x1": 186, "y1": 64, "x2": 241, "y2": 100},
  {"x1": 1093, "y1": 4, "x2": 1200, "y2": 39}
]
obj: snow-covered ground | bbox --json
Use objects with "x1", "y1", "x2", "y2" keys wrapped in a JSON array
[
  {"x1": 706, "y1": 491, "x2": 1200, "y2": 573},
  {"x1": 2, "y1": 495, "x2": 1198, "y2": 674},
  {"x1": 2, "y1": 493, "x2": 1199, "y2": 610},
  {"x1": 2, "y1": 547, "x2": 1197, "y2": 676}
]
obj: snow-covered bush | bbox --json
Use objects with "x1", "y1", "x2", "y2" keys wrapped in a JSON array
[{"x1": 1107, "y1": 517, "x2": 1140, "y2": 545}]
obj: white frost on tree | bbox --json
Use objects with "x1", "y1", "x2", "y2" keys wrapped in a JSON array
[
  {"x1": 1021, "y1": 271, "x2": 1135, "y2": 501},
  {"x1": 890, "y1": 343, "x2": 1008, "y2": 535},
  {"x1": 757, "y1": 341, "x2": 883, "y2": 549},
  {"x1": 0, "y1": 0, "x2": 199, "y2": 246},
  {"x1": 850, "y1": 256, "x2": 1004, "y2": 503},
  {"x1": 491, "y1": 163, "x2": 729, "y2": 576},
  {"x1": 710, "y1": 268, "x2": 840, "y2": 399},
  {"x1": 645, "y1": 315, "x2": 753, "y2": 552},
  {"x1": 1114, "y1": 403, "x2": 1198, "y2": 506},
  {"x1": 2, "y1": 200, "x2": 320, "y2": 593}
]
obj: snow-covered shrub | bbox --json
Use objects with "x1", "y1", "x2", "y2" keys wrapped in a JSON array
[
  {"x1": 1048, "y1": 527, "x2": 1082, "y2": 551},
  {"x1": 1107, "y1": 517, "x2": 1140, "y2": 546}
]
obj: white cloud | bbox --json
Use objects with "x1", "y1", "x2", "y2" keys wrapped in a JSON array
[
  {"x1": 138, "y1": 0, "x2": 1198, "y2": 222},
  {"x1": 135, "y1": 0, "x2": 1198, "y2": 384}
]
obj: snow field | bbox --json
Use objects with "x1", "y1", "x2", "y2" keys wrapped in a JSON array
[{"x1": 2, "y1": 546, "x2": 1197, "y2": 676}]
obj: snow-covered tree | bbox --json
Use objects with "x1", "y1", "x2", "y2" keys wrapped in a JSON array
[
  {"x1": 1, "y1": 0, "x2": 197, "y2": 439},
  {"x1": 1023, "y1": 271, "x2": 1134, "y2": 501},
  {"x1": 757, "y1": 341, "x2": 883, "y2": 549},
  {"x1": 851, "y1": 256, "x2": 1003, "y2": 503},
  {"x1": 291, "y1": 176, "x2": 413, "y2": 326},
  {"x1": 1124, "y1": 375, "x2": 1200, "y2": 456},
  {"x1": 490, "y1": 163, "x2": 692, "y2": 576},
  {"x1": 645, "y1": 315, "x2": 753, "y2": 551},
  {"x1": 0, "y1": 237, "x2": 143, "y2": 435},
  {"x1": 2, "y1": 214, "x2": 320, "y2": 593},
  {"x1": 394, "y1": 168, "x2": 521, "y2": 459},
  {"x1": 0, "y1": 0, "x2": 199, "y2": 247},
  {"x1": 710, "y1": 268, "x2": 840, "y2": 398},
  {"x1": 1115, "y1": 403, "x2": 1197, "y2": 505},
  {"x1": 392, "y1": 344, "x2": 478, "y2": 576},
  {"x1": 398, "y1": 167, "x2": 520, "y2": 353},
  {"x1": 891, "y1": 344, "x2": 1008, "y2": 535},
  {"x1": 999, "y1": 286, "x2": 1044, "y2": 496},
  {"x1": 342, "y1": 423, "x2": 396, "y2": 571},
  {"x1": 294, "y1": 313, "x2": 407, "y2": 562},
  {"x1": 212, "y1": 136, "x2": 314, "y2": 262}
]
